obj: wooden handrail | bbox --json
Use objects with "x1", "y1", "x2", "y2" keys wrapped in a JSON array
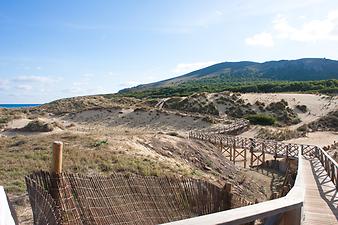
[
  {"x1": 190, "y1": 128, "x2": 338, "y2": 188},
  {"x1": 161, "y1": 150, "x2": 305, "y2": 225},
  {"x1": 317, "y1": 147, "x2": 338, "y2": 168},
  {"x1": 166, "y1": 121, "x2": 337, "y2": 225},
  {"x1": 317, "y1": 147, "x2": 338, "y2": 188}
]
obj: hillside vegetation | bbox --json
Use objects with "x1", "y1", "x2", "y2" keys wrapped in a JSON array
[
  {"x1": 120, "y1": 79, "x2": 338, "y2": 98},
  {"x1": 120, "y1": 58, "x2": 338, "y2": 97}
]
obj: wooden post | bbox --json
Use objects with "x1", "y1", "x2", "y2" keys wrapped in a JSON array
[
  {"x1": 262, "y1": 143, "x2": 266, "y2": 166},
  {"x1": 233, "y1": 140, "x2": 236, "y2": 164},
  {"x1": 224, "y1": 183, "x2": 232, "y2": 193},
  {"x1": 52, "y1": 141, "x2": 63, "y2": 174},
  {"x1": 244, "y1": 147, "x2": 247, "y2": 168},
  {"x1": 286, "y1": 144, "x2": 289, "y2": 159},
  {"x1": 224, "y1": 183, "x2": 232, "y2": 209},
  {"x1": 282, "y1": 207, "x2": 302, "y2": 225}
]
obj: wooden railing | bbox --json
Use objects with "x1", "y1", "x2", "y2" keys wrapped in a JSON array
[
  {"x1": 188, "y1": 131, "x2": 317, "y2": 170},
  {"x1": 161, "y1": 121, "x2": 338, "y2": 225},
  {"x1": 316, "y1": 147, "x2": 338, "y2": 189},
  {"x1": 201, "y1": 119, "x2": 249, "y2": 134},
  {"x1": 161, "y1": 150, "x2": 305, "y2": 225},
  {"x1": 189, "y1": 130, "x2": 338, "y2": 189}
]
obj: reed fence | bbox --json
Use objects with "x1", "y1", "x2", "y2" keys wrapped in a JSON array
[{"x1": 26, "y1": 171, "x2": 231, "y2": 225}]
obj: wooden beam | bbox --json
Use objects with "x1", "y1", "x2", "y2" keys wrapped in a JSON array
[{"x1": 51, "y1": 141, "x2": 63, "y2": 174}]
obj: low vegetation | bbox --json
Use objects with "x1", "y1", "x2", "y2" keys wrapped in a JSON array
[
  {"x1": 19, "y1": 120, "x2": 54, "y2": 132},
  {"x1": 295, "y1": 104, "x2": 308, "y2": 113},
  {"x1": 245, "y1": 114, "x2": 276, "y2": 126},
  {"x1": 119, "y1": 79, "x2": 338, "y2": 99},
  {"x1": 163, "y1": 93, "x2": 219, "y2": 115},
  {"x1": 265, "y1": 99, "x2": 300, "y2": 126},
  {"x1": 298, "y1": 110, "x2": 338, "y2": 132},
  {"x1": 0, "y1": 132, "x2": 184, "y2": 194}
]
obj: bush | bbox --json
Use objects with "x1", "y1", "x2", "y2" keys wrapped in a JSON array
[
  {"x1": 245, "y1": 114, "x2": 276, "y2": 126},
  {"x1": 93, "y1": 139, "x2": 109, "y2": 147},
  {"x1": 295, "y1": 105, "x2": 308, "y2": 113},
  {"x1": 0, "y1": 116, "x2": 9, "y2": 124},
  {"x1": 21, "y1": 120, "x2": 54, "y2": 132}
]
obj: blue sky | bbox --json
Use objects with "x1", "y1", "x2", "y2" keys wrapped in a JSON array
[{"x1": 1, "y1": 0, "x2": 338, "y2": 103}]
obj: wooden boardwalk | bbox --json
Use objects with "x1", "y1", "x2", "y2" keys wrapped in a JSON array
[
  {"x1": 303, "y1": 157, "x2": 338, "y2": 224},
  {"x1": 188, "y1": 129, "x2": 338, "y2": 224}
]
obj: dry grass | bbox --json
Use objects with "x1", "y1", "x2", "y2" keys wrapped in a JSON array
[{"x1": 0, "y1": 131, "x2": 189, "y2": 195}]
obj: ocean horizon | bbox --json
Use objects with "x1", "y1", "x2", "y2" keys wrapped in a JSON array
[{"x1": 0, "y1": 104, "x2": 41, "y2": 108}]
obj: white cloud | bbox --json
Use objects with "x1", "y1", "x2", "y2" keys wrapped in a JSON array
[
  {"x1": 82, "y1": 73, "x2": 94, "y2": 78},
  {"x1": 215, "y1": 10, "x2": 223, "y2": 16},
  {"x1": 118, "y1": 81, "x2": 140, "y2": 88},
  {"x1": 14, "y1": 75, "x2": 55, "y2": 83},
  {"x1": 173, "y1": 61, "x2": 217, "y2": 74},
  {"x1": 273, "y1": 10, "x2": 338, "y2": 42},
  {"x1": 0, "y1": 80, "x2": 9, "y2": 91},
  {"x1": 245, "y1": 32, "x2": 274, "y2": 47},
  {"x1": 16, "y1": 84, "x2": 33, "y2": 91},
  {"x1": 246, "y1": 10, "x2": 338, "y2": 46},
  {"x1": 63, "y1": 84, "x2": 110, "y2": 96}
]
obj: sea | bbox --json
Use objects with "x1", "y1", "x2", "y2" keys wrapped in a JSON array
[{"x1": 0, "y1": 104, "x2": 41, "y2": 108}]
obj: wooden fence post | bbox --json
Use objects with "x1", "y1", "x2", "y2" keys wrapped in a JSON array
[
  {"x1": 244, "y1": 147, "x2": 247, "y2": 168},
  {"x1": 224, "y1": 183, "x2": 232, "y2": 209},
  {"x1": 52, "y1": 141, "x2": 63, "y2": 174},
  {"x1": 233, "y1": 140, "x2": 236, "y2": 164}
]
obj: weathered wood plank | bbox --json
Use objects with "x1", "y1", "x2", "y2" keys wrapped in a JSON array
[{"x1": 303, "y1": 157, "x2": 338, "y2": 224}]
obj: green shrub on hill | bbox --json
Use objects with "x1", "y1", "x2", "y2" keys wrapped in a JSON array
[
  {"x1": 245, "y1": 114, "x2": 276, "y2": 125},
  {"x1": 119, "y1": 79, "x2": 338, "y2": 99}
]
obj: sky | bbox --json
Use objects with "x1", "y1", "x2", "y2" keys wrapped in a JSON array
[{"x1": 1, "y1": 0, "x2": 338, "y2": 103}]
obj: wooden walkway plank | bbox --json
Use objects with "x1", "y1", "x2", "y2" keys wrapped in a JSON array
[{"x1": 302, "y1": 157, "x2": 338, "y2": 225}]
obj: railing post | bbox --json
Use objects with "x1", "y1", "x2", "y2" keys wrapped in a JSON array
[
  {"x1": 52, "y1": 141, "x2": 63, "y2": 174},
  {"x1": 233, "y1": 140, "x2": 236, "y2": 164},
  {"x1": 50, "y1": 141, "x2": 64, "y2": 213},
  {"x1": 262, "y1": 143, "x2": 266, "y2": 166},
  {"x1": 286, "y1": 144, "x2": 289, "y2": 159},
  {"x1": 244, "y1": 147, "x2": 247, "y2": 168},
  {"x1": 281, "y1": 207, "x2": 302, "y2": 225},
  {"x1": 224, "y1": 183, "x2": 232, "y2": 209},
  {"x1": 315, "y1": 146, "x2": 320, "y2": 158}
]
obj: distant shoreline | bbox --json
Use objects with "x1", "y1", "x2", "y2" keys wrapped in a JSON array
[{"x1": 0, "y1": 104, "x2": 41, "y2": 108}]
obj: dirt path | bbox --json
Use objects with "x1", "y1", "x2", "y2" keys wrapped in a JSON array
[{"x1": 286, "y1": 131, "x2": 338, "y2": 147}]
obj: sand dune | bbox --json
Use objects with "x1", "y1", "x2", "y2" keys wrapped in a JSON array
[{"x1": 242, "y1": 93, "x2": 338, "y2": 126}]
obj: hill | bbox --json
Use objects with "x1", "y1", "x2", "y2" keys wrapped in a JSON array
[{"x1": 119, "y1": 58, "x2": 338, "y2": 97}]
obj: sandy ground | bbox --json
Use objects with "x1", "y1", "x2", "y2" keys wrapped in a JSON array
[
  {"x1": 239, "y1": 126, "x2": 337, "y2": 147},
  {"x1": 5, "y1": 119, "x2": 31, "y2": 129},
  {"x1": 62, "y1": 108, "x2": 220, "y2": 132},
  {"x1": 241, "y1": 93, "x2": 338, "y2": 127},
  {"x1": 286, "y1": 131, "x2": 338, "y2": 147},
  {"x1": 2, "y1": 118, "x2": 64, "y2": 136}
]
